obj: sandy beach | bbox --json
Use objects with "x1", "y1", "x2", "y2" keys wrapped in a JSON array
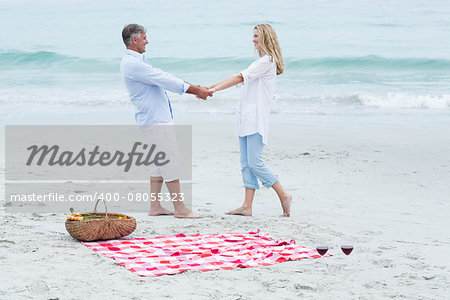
[{"x1": 1, "y1": 113, "x2": 449, "y2": 299}]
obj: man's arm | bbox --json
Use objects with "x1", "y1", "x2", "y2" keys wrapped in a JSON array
[
  {"x1": 128, "y1": 61, "x2": 212, "y2": 100},
  {"x1": 129, "y1": 62, "x2": 190, "y2": 95}
]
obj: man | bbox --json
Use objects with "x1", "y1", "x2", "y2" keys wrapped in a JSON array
[{"x1": 121, "y1": 24, "x2": 209, "y2": 218}]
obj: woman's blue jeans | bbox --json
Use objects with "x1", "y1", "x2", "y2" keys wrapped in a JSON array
[{"x1": 239, "y1": 133, "x2": 278, "y2": 189}]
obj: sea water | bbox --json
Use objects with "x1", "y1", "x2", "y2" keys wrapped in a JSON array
[{"x1": 1, "y1": 0, "x2": 450, "y2": 125}]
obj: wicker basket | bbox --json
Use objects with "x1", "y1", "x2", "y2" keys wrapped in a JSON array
[{"x1": 65, "y1": 199, "x2": 137, "y2": 242}]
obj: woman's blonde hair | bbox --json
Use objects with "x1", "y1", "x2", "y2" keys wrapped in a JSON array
[{"x1": 254, "y1": 24, "x2": 285, "y2": 75}]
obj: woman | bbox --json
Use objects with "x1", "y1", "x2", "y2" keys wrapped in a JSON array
[{"x1": 208, "y1": 24, "x2": 292, "y2": 217}]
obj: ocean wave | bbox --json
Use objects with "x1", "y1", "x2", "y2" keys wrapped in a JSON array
[
  {"x1": 2, "y1": 50, "x2": 450, "y2": 73},
  {"x1": 357, "y1": 92, "x2": 450, "y2": 109},
  {"x1": 0, "y1": 50, "x2": 119, "y2": 72},
  {"x1": 271, "y1": 93, "x2": 450, "y2": 111},
  {"x1": 170, "y1": 92, "x2": 450, "y2": 114},
  {"x1": 0, "y1": 50, "x2": 251, "y2": 72}
]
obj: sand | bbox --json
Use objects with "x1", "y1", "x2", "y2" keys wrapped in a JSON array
[{"x1": 1, "y1": 114, "x2": 449, "y2": 299}]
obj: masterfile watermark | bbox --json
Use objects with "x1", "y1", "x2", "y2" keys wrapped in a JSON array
[
  {"x1": 5, "y1": 125, "x2": 192, "y2": 213},
  {"x1": 26, "y1": 142, "x2": 170, "y2": 172}
]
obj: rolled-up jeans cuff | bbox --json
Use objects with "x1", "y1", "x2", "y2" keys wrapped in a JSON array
[
  {"x1": 262, "y1": 177, "x2": 279, "y2": 188},
  {"x1": 244, "y1": 184, "x2": 259, "y2": 190}
]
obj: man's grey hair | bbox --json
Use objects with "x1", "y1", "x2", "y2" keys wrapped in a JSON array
[{"x1": 122, "y1": 24, "x2": 147, "y2": 47}]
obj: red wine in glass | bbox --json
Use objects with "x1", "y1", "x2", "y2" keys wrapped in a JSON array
[
  {"x1": 316, "y1": 246, "x2": 328, "y2": 256},
  {"x1": 341, "y1": 245, "x2": 353, "y2": 255}
]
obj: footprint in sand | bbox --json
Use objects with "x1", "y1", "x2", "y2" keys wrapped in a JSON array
[
  {"x1": 0, "y1": 240, "x2": 15, "y2": 248},
  {"x1": 294, "y1": 284, "x2": 316, "y2": 291},
  {"x1": 363, "y1": 281, "x2": 388, "y2": 289},
  {"x1": 372, "y1": 258, "x2": 395, "y2": 268},
  {"x1": 404, "y1": 252, "x2": 420, "y2": 260}
]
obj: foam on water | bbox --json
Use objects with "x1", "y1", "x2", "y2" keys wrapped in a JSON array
[{"x1": 1, "y1": 86, "x2": 448, "y2": 121}]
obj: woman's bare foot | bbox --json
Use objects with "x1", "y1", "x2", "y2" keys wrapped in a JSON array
[
  {"x1": 281, "y1": 193, "x2": 292, "y2": 217},
  {"x1": 148, "y1": 207, "x2": 174, "y2": 216},
  {"x1": 225, "y1": 206, "x2": 252, "y2": 216},
  {"x1": 174, "y1": 207, "x2": 203, "y2": 219}
]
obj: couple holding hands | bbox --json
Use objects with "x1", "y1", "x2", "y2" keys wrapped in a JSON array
[{"x1": 120, "y1": 23, "x2": 292, "y2": 219}]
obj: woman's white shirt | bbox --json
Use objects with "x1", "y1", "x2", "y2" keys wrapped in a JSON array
[{"x1": 236, "y1": 54, "x2": 276, "y2": 145}]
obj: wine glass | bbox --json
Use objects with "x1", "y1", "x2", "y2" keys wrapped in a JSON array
[
  {"x1": 316, "y1": 246, "x2": 328, "y2": 256},
  {"x1": 341, "y1": 245, "x2": 353, "y2": 255}
]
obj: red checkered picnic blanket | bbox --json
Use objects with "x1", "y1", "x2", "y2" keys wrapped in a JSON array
[{"x1": 82, "y1": 230, "x2": 327, "y2": 277}]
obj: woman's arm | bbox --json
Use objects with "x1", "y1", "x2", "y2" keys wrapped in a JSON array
[{"x1": 208, "y1": 73, "x2": 244, "y2": 93}]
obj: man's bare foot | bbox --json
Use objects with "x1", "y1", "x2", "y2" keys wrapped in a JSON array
[
  {"x1": 148, "y1": 207, "x2": 174, "y2": 216},
  {"x1": 225, "y1": 206, "x2": 252, "y2": 216},
  {"x1": 281, "y1": 193, "x2": 292, "y2": 217},
  {"x1": 174, "y1": 207, "x2": 203, "y2": 219}
]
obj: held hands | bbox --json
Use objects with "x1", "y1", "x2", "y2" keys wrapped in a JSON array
[
  {"x1": 186, "y1": 84, "x2": 213, "y2": 100},
  {"x1": 194, "y1": 85, "x2": 214, "y2": 100},
  {"x1": 192, "y1": 74, "x2": 239, "y2": 100},
  {"x1": 197, "y1": 85, "x2": 213, "y2": 100}
]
